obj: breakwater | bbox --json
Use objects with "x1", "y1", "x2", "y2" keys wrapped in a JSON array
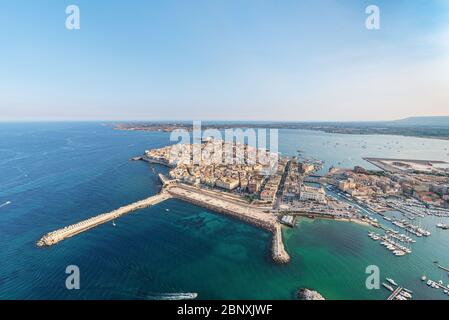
[
  {"x1": 37, "y1": 181, "x2": 290, "y2": 263},
  {"x1": 37, "y1": 193, "x2": 171, "y2": 247}
]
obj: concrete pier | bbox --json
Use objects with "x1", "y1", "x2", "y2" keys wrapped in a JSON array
[
  {"x1": 37, "y1": 181, "x2": 290, "y2": 263},
  {"x1": 37, "y1": 192, "x2": 171, "y2": 247}
]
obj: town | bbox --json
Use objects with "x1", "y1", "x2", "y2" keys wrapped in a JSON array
[{"x1": 143, "y1": 139, "x2": 449, "y2": 226}]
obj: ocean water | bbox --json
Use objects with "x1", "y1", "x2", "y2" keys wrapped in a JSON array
[{"x1": 1, "y1": 122, "x2": 449, "y2": 300}]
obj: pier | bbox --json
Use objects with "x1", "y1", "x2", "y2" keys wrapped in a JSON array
[
  {"x1": 37, "y1": 192, "x2": 171, "y2": 247},
  {"x1": 37, "y1": 180, "x2": 290, "y2": 263}
]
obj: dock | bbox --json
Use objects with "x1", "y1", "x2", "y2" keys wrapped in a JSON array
[{"x1": 387, "y1": 287, "x2": 403, "y2": 300}]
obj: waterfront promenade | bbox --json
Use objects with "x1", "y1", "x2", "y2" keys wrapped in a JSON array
[{"x1": 37, "y1": 181, "x2": 290, "y2": 263}]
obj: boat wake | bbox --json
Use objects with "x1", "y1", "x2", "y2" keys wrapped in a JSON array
[
  {"x1": 146, "y1": 292, "x2": 198, "y2": 300},
  {"x1": 0, "y1": 201, "x2": 11, "y2": 209}
]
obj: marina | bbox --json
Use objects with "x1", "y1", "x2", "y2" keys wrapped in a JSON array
[
  {"x1": 383, "y1": 277, "x2": 413, "y2": 300},
  {"x1": 368, "y1": 232, "x2": 412, "y2": 256}
]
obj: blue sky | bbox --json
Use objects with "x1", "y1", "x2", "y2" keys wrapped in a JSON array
[{"x1": 0, "y1": 0, "x2": 448, "y2": 121}]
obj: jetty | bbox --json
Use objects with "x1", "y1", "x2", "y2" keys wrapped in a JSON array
[
  {"x1": 37, "y1": 179, "x2": 290, "y2": 263},
  {"x1": 37, "y1": 192, "x2": 171, "y2": 247}
]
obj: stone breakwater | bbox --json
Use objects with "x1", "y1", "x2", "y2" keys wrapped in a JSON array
[
  {"x1": 37, "y1": 181, "x2": 290, "y2": 263},
  {"x1": 37, "y1": 193, "x2": 171, "y2": 247},
  {"x1": 167, "y1": 185, "x2": 290, "y2": 263}
]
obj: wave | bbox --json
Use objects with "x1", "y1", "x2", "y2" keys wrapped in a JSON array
[{"x1": 0, "y1": 201, "x2": 11, "y2": 208}]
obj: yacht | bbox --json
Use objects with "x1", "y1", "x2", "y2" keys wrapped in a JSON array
[
  {"x1": 386, "y1": 278, "x2": 398, "y2": 287},
  {"x1": 400, "y1": 291, "x2": 412, "y2": 299},
  {"x1": 382, "y1": 283, "x2": 394, "y2": 292}
]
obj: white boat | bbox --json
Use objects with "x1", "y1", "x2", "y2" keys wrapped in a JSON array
[
  {"x1": 400, "y1": 291, "x2": 412, "y2": 299},
  {"x1": 421, "y1": 275, "x2": 427, "y2": 281},
  {"x1": 386, "y1": 278, "x2": 398, "y2": 286},
  {"x1": 112, "y1": 221, "x2": 116, "y2": 227},
  {"x1": 382, "y1": 283, "x2": 394, "y2": 292}
]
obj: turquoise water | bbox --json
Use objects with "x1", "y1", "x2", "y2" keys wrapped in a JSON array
[{"x1": 1, "y1": 123, "x2": 449, "y2": 299}]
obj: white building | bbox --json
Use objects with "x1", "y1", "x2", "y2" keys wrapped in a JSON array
[{"x1": 300, "y1": 185, "x2": 326, "y2": 203}]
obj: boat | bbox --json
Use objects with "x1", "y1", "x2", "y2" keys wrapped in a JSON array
[
  {"x1": 386, "y1": 278, "x2": 398, "y2": 286},
  {"x1": 165, "y1": 209, "x2": 170, "y2": 212},
  {"x1": 403, "y1": 288, "x2": 413, "y2": 294},
  {"x1": 400, "y1": 291, "x2": 412, "y2": 299},
  {"x1": 421, "y1": 275, "x2": 427, "y2": 281},
  {"x1": 112, "y1": 221, "x2": 116, "y2": 227},
  {"x1": 153, "y1": 292, "x2": 198, "y2": 300},
  {"x1": 382, "y1": 283, "x2": 394, "y2": 292}
]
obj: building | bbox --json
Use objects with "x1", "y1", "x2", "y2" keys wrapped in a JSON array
[
  {"x1": 300, "y1": 185, "x2": 326, "y2": 203},
  {"x1": 215, "y1": 178, "x2": 239, "y2": 190}
]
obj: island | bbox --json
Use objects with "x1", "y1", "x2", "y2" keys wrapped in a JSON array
[{"x1": 37, "y1": 138, "x2": 449, "y2": 263}]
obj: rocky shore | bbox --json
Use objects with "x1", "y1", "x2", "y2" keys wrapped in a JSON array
[{"x1": 297, "y1": 288, "x2": 325, "y2": 300}]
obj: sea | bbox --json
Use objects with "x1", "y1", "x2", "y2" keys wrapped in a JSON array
[{"x1": 1, "y1": 122, "x2": 449, "y2": 300}]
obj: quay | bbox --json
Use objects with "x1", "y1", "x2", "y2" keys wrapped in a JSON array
[
  {"x1": 387, "y1": 287, "x2": 403, "y2": 300},
  {"x1": 37, "y1": 179, "x2": 290, "y2": 263},
  {"x1": 37, "y1": 192, "x2": 171, "y2": 247}
]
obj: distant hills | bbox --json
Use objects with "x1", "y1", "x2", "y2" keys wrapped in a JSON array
[
  {"x1": 392, "y1": 116, "x2": 449, "y2": 127},
  {"x1": 117, "y1": 116, "x2": 449, "y2": 140}
]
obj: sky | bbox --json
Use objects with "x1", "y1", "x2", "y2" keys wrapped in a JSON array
[{"x1": 0, "y1": 0, "x2": 448, "y2": 122}]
